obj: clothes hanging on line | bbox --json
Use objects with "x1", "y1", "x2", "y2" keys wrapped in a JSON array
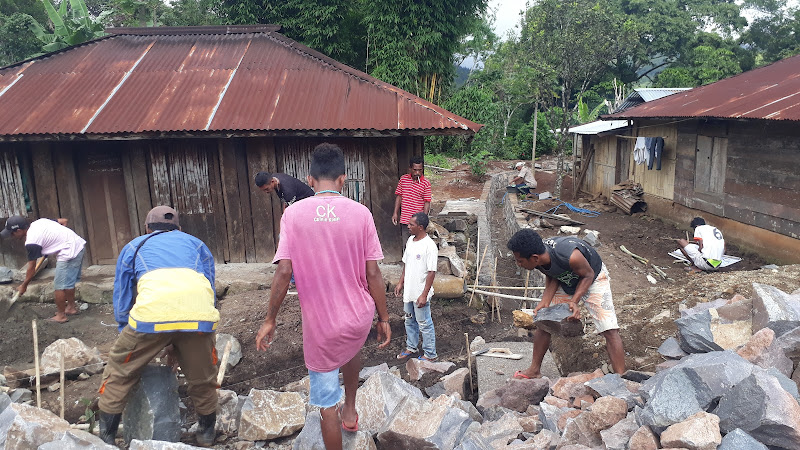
[
  {"x1": 647, "y1": 137, "x2": 664, "y2": 170},
  {"x1": 633, "y1": 137, "x2": 647, "y2": 165}
]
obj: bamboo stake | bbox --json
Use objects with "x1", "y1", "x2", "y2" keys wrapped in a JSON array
[
  {"x1": 59, "y1": 348, "x2": 65, "y2": 419},
  {"x1": 464, "y1": 333, "x2": 473, "y2": 397},
  {"x1": 466, "y1": 288, "x2": 543, "y2": 302},
  {"x1": 471, "y1": 285, "x2": 545, "y2": 291},
  {"x1": 524, "y1": 271, "x2": 531, "y2": 308},
  {"x1": 468, "y1": 245, "x2": 489, "y2": 308},
  {"x1": 216, "y1": 340, "x2": 233, "y2": 386},
  {"x1": 491, "y1": 257, "x2": 497, "y2": 323},
  {"x1": 493, "y1": 257, "x2": 501, "y2": 323},
  {"x1": 32, "y1": 320, "x2": 41, "y2": 408}
]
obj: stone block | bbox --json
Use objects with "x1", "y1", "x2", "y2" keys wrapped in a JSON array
[
  {"x1": 77, "y1": 280, "x2": 114, "y2": 304},
  {"x1": 708, "y1": 309, "x2": 752, "y2": 350},
  {"x1": 583, "y1": 230, "x2": 601, "y2": 247},
  {"x1": 281, "y1": 375, "x2": 310, "y2": 394},
  {"x1": 439, "y1": 246, "x2": 466, "y2": 278},
  {"x1": 0, "y1": 393, "x2": 9, "y2": 414},
  {"x1": 359, "y1": 363, "x2": 389, "y2": 380},
  {"x1": 238, "y1": 389, "x2": 305, "y2": 441},
  {"x1": 658, "y1": 337, "x2": 688, "y2": 359},
  {"x1": 538, "y1": 402, "x2": 571, "y2": 433},
  {"x1": 534, "y1": 304, "x2": 584, "y2": 337},
  {"x1": 444, "y1": 219, "x2": 467, "y2": 233},
  {"x1": 638, "y1": 351, "x2": 754, "y2": 430},
  {"x1": 355, "y1": 371, "x2": 424, "y2": 435},
  {"x1": 0, "y1": 403, "x2": 71, "y2": 449},
  {"x1": 543, "y1": 395, "x2": 569, "y2": 409},
  {"x1": 437, "y1": 258, "x2": 453, "y2": 276},
  {"x1": 776, "y1": 325, "x2": 800, "y2": 358},
  {"x1": 752, "y1": 283, "x2": 800, "y2": 337},
  {"x1": 291, "y1": 410, "x2": 377, "y2": 450},
  {"x1": 8, "y1": 389, "x2": 31, "y2": 404},
  {"x1": 454, "y1": 428, "x2": 491, "y2": 450},
  {"x1": 680, "y1": 299, "x2": 730, "y2": 318},
  {"x1": 716, "y1": 369, "x2": 800, "y2": 448},
  {"x1": 600, "y1": 412, "x2": 638, "y2": 450},
  {"x1": 715, "y1": 298, "x2": 753, "y2": 322},
  {"x1": 0, "y1": 267, "x2": 12, "y2": 283},
  {"x1": 479, "y1": 405, "x2": 518, "y2": 422},
  {"x1": 675, "y1": 310, "x2": 724, "y2": 353},
  {"x1": 377, "y1": 395, "x2": 473, "y2": 449},
  {"x1": 516, "y1": 415, "x2": 541, "y2": 433},
  {"x1": 440, "y1": 368, "x2": 470, "y2": 400},
  {"x1": 406, "y1": 358, "x2": 455, "y2": 382},
  {"x1": 551, "y1": 369, "x2": 605, "y2": 401},
  {"x1": 584, "y1": 396, "x2": 627, "y2": 433},
  {"x1": 478, "y1": 412, "x2": 523, "y2": 447},
  {"x1": 557, "y1": 409, "x2": 582, "y2": 432},
  {"x1": 123, "y1": 365, "x2": 181, "y2": 444},
  {"x1": 628, "y1": 425, "x2": 659, "y2": 450},
  {"x1": 433, "y1": 275, "x2": 466, "y2": 299},
  {"x1": 561, "y1": 411, "x2": 603, "y2": 448},
  {"x1": 584, "y1": 374, "x2": 637, "y2": 408},
  {"x1": 38, "y1": 430, "x2": 116, "y2": 449},
  {"x1": 430, "y1": 394, "x2": 483, "y2": 424},
  {"x1": 529, "y1": 429, "x2": 560, "y2": 449},
  {"x1": 718, "y1": 428, "x2": 768, "y2": 450},
  {"x1": 737, "y1": 328, "x2": 793, "y2": 377},
  {"x1": 475, "y1": 378, "x2": 549, "y2": 413},
  {"x1": 215, "y1": 333, "x2": 242, "y2": 369},
  {"x1": 660, "y1": 411, "x2": 721, "y2": 450},
  {"x1": 216, "y1": 389, "x2": 242, "y2": 434},
  {"x1": 40, "y1": 337, "x2": 104, "y2": 376},
  {"x1": 129, "y1": 440, "x2": 205, "y2": 449},
  {"x1": 621, "y1": 370, "x2": 653, "y2": 383}
]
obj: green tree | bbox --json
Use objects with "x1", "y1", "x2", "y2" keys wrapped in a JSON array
[
  {"x1": 0, "y1": 12, "x2": 40, "y2": 65},
  {"x1": 29, "y1": 0, "x2": 110, "y2": 53},
  {"x1": 0, "y1": 0, "x2": 47, "y2": 22},
  {"x1": 160, "y1": 0, "x2": 223, "y2": 26},
  {"x1": 739, "y1": 2, "x2": 800, "y2": 64}
]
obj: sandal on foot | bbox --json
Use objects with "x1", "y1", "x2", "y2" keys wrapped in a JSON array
[
  {"x1": 397, "y1": 349, "x2": 414, "y2": 359},
  {"x1": 513, "y1": 370, "x2": 532, "y2": 379},
  {"x1": 418, "y1": 355, "x2": 438, "y2": 361},
  {"x1": 337, "y1": 405, "x2": 359, "y2": 432}
]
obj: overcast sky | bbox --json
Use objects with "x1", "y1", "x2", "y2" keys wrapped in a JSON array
[{"x1": 489, "y1": 0, "x2": 529, "y2": 40}]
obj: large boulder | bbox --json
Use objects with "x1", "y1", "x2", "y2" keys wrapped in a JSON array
[
  {"x1": 215, "y1": 389, "x2": 244, "y2": 434},
  {"x1": 0, "y1": 403, "x2": 71, "y2": 449},
  {"x1": 737, "y1": 328, "x2": 793, "y2": 377},
  {"x1": 215, "y1": 333, "x2": 242, "y2": 370},
  {"x1": 430, "y1": 394, "x2": 483, "y2": 424},
  {"x1": 355, "y1": 371, "x2": 424, "y2": 435},
  {"x1": 715, "y1": 369, "x2": 800, "y2": 448},
  {"x1": 628, "y1": 425, "x2": 659, "y2": 450},
  {"x1": 40, "y1": 338, "x2": 104, "y2": 375},
  {"x1": 584, "y1": 374, "x2": 639, "y2": 408},
  {"x1": 657, "y1": 337, "x2": 688, "y2": 360},
  {"x1": 534, "y1": 304, "x2": 584, "y2": 337},
  {"x1": 659, "y1": 411, "x2": 721, "y2": 450},
  {"x1": 477, "y1": 412, "x2": 523, "y2": 447},
  {"x1": 675, "y1": 310, "x2": 723, "y2": 354},
  {"x1": 376, "y1": 395, "x2": 473, "y2": 449},
  {"x1": 406, "y1": 359, "x2": 455, "y2": 381},
  {"x1": 638, "y1": 351, "x2": 754, "y2": 430},
  {"x1": 599, "y1": 412, "x2": 638, "y2": 450},
  {"x1": 752, "y1": 283, "x2": 800, "y2": 337},
  {"x1": 551, "y1": 369, "x2": 605, "y2": 401},
  {"x1": 476, "y1": 378, "x2": 549, "y2": 413},
  {"x1": 292, "y1": 410, "x2": 376, "y2": 450},
  {"x1": 38, "y1": 430, "x2": 116, "y2": 449},
  {"x1": 718, "y1": 428, "x2": 768, "y2": 450},
  {"x1": 238, "y1": 389, "x2": 305, "y2": 441},
  {"x1": 123, "y1": 365, "x2": 181, "y2": 445}
]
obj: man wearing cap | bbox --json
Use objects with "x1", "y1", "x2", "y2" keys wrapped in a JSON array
[
  {"x1": 1, "y1": 215, "x2": 86, "y2": 323},
  {"x1": 98, "y1": 206, "x2": 219, "y2": 447},
  {"x1": 510, "y1": 161, "x2": 537, "y2": 194}
]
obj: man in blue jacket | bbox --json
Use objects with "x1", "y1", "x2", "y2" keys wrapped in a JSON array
[{"x1": 98, "y1": 206, "x2": 219, "y2": 447}]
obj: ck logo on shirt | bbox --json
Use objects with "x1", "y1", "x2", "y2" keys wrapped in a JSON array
[
  {"x1": 416, "y1": 254, "x2": 422, "y2": 260},
  {"x1": 314, "y1": 204, "x2": 340, "y2": 222}
]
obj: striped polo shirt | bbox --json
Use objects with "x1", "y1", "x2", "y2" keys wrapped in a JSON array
[{"x1": 394, "y1": 174, "x2": 432, "y2": 224}]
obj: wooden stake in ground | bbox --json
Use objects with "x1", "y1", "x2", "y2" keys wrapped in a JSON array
[
  {"x1": 216, "y1": 340, "x2": 233, "y2": 386},
  {"x1": 523, "y1": 271, "x2": 531, "y2": 308},
  {"x1": 464, "y1": 333, "x2": 473, "y2": 397},
  {"x1": 32, "y1": 319, "x2": 41, "y2": 408},
  {"x1": 468, "y1": 245, "x2": 489, "y2": 308},
  {"x1": 491, "y1": 257, "x2": 498, "y2": 323},
  {"x1": 59, "y1": 347, "x2": 65, "y2": 419}
]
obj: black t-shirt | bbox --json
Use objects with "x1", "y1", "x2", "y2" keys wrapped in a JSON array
[
  {"x1": 274, "y1": 174, "x2": 314, "y2": 205},
  {"x1": 539, "y1": 236, "x2": 603, "y2": 295}
]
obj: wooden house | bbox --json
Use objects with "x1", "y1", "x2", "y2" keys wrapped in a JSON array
[{"x1": 0, "y1": 26, "x2": 481, "y2": 267}]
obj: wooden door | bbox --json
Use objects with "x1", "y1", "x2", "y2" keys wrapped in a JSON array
[
  {"x1": 615, "y1": 138, "x2": 631, "y2": 184},
  {"x1": 78, "y1": 148, "x2": 133, "y2": 265}
]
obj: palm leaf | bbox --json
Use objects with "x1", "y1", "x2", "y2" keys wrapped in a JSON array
[{"x1": 69, "y1": 0, "x2": 90, "y2": 27}]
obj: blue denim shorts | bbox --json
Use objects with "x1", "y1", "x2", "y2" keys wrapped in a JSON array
[
  {"x1": 308, "y1": 368, "x2": 342, "y2": 408},
  {"x1": 53, "y1": 248, "x2": 85, "y2": 290}
]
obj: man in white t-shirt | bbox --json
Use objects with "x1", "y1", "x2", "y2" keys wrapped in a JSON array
[
  {"x1": 1, "y1": 216, "x2": 86, "y2": 322},
  {"x1": 510, "y1": 161, "x2": 537, "y2": 194},
  {"x1": 394, "y1": 212, "x2": 439, "y2": 361},
  {"x1": 677, "y1": 217, "x2": 725, "y2": 272}
]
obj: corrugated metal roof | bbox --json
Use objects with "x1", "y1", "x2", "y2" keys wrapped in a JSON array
[
  {"x1": 0, "y1": 26, "x2": 482, "y2": 137},
  {"x1": 606, "y1": 54, "x2": 800, "y2": 121},
  {"x1": 568, "y1": 120, "x2": 629, "y2": 135},
  {"x1": 612, "y1": 88, "x2": 692, "y2": 114}
]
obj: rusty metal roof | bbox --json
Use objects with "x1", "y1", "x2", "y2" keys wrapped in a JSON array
[
  {"x1": 606, "y1": 54, "x2": 800, "y2": 122},
  {"x1": 0, "y1": 26, "x2": 482, "y2": 138}
]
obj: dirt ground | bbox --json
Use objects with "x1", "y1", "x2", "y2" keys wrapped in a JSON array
[{"x1": 2, "y1": 155, "x2": 799, "y2": 445}]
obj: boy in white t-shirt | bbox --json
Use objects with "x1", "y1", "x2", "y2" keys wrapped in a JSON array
[
  {"x1": 394, "y1": 212, "x2": 439, "y2": 361},
  {"x1": 677, "y1": 217, "x2": 725, "y2": 272},
  {"x1": 1, "y1": 216, "x2": 86, "y2": 322}
]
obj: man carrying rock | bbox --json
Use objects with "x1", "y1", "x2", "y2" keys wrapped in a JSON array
[
  {"x1": 256, "y1": 143, "x2": 391, "y2": 450},
  {"x1": 507, "y1": 229, "x2": 625, "y2": 378},
  {"x1": 677, "y1": 217, "x2": 725, "y2": 272},
  {"x1": 98, "y1": 206, "x2": 219, "y2": 447},
  {"x1": 1, "y1": 215, "x2": 85, "y2": 323},
  {"x1": 395, "y1": 212, "x2": 438, "y2": 361},
  {"x1": 392, "y1": 156, "x2": 432, "y2": 244}
]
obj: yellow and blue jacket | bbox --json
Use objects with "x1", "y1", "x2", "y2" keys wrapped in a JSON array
[{"x1": 113, "y1": 230, "x2": 219, "y2": 333}]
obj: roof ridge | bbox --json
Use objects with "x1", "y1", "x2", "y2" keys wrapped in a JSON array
[{"x1": 105, "y1": 25, "x2": 281, "y2": 36}]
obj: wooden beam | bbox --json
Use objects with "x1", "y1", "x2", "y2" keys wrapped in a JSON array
[{"x1": 515, "y1": 207, "x2": 586, "y2": 225}]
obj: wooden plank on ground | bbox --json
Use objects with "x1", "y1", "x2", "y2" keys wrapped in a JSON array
[
  {"x1": 245, "y1": 137, "x2": 277, "y2": 262},
  {"x1": 218, "y1": 140, "x2": 245, "y2": 262},
  {"x1": 369, "y1": 139, "x2": 402, "y2": 261},
  {"x1": 515, "y1": 207, "x2": 586, "y2": 225}
]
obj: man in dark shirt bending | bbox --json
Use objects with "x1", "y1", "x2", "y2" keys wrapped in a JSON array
[
  {"x1": 255, "y1": 172, "x2": 315, "y2": 212},
  {"x1": 507, "y1": 229, "x2": 626, "y2": 378}
]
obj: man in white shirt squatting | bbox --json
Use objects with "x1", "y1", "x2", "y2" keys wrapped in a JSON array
[
  {"x1": 395, "y1": 212, "x2": 438, "y2": 361},
  {"x1": 677, "y1": 217, "x2": 725, "y2": 272}
]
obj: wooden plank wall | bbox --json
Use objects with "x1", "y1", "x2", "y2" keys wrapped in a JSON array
[
  {"x1": 52, "y1": 144, "x2": 91, "y2": 264},
  {"x1": 369, "y1": 138, "x2": 402, "y2": 261},
  {"x1": 245, "y1": 137, "x2": 277, "y2": 262},
  {"x1": 586, "y1": 135, "x2": 617, "y2": 198},
  {"x1": 629, "y1": 121, "x2": 678, "y2": 200}
]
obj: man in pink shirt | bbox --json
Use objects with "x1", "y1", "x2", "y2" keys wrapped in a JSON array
[{"x1": 256, "y1": 143, "x2": 391, "y2": 450}]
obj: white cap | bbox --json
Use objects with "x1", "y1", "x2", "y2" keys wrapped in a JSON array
[{"x1": 515, "y1": 161, "x2": 524, "y2": 168}]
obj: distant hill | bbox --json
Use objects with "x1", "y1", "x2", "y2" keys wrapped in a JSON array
[{"x1": 455, "y1": 65, "x2": 471, "y2": 87}]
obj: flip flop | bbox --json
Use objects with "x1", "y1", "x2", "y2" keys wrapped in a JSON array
[
  {"x1": 338, "y1": 405, "x2": 358, "y2": 432},
  {"x1": 418, "y1": 355, "x2": 438, "y2": 361},
  {"x1": 513, "y1": 370, "x2": 532, "y2": 379},
  {"x1": 396, "y1": 349, "x2": 414, "y2": 359}
]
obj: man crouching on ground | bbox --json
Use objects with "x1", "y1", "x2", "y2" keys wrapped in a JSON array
[
  {"x1": 98, "y1": 206, "x2": 219, "y2": 447},
  {"x1": 256, "y1": 143, "x2": 391, "y2": 450},
  {"x1": 507, "y1": 229, "x2": 625, "y2": 378}
]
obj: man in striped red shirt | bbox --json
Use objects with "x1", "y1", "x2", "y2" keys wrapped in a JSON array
[{"x1": 393, "y1": 156, "x2": 432, "y2": 244}]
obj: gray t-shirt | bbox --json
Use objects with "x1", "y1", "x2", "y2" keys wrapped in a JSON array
[
  {"x1": 539, "y1": 237, "x2": 602, "y2": 295},
  {"x1": 275, "y1": 174, "x2": 314, "y2": 205}
]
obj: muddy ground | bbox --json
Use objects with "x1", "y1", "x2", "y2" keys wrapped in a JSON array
[{"x1": 2, "y1": 156, "x2": 799, "y2": 446}]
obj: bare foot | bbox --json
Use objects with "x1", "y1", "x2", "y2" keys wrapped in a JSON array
[{"x1": 47, "y1": 314, "x2": 69, "y2": 323}]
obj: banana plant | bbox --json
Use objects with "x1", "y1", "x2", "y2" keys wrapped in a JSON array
[{"x1": 28, "y1": 0, "x2": 110, "y2": 53}]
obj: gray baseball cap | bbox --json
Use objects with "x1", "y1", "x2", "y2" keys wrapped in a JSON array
[
  {"x1": 0, "y1": 215, "x2": 29, "y2": 238},
  {"x1": 145, "y1": 206, "x2": 180, "y2": 227}
]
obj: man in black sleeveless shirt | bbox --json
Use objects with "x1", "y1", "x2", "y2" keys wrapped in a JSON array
[{"x1": 507, "y1": 229, "x2": 626, "y2": 378}]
